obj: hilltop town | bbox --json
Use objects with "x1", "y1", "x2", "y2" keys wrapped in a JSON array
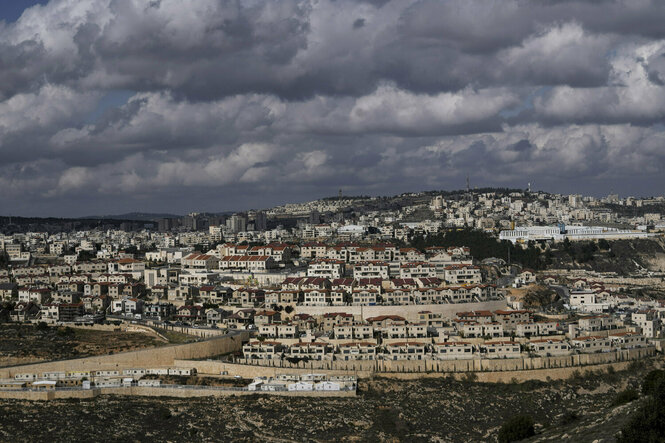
[
  {"x1": 4, "y1": 0, "x2": 665, "y2": 440},
  {"x1": 0, "y1": 188, "x2": 664, "y2": 441}
]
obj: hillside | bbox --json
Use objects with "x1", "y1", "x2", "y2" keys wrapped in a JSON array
[
  {"x1": 0, "y1": 360, "x2": 660, "y2": 442},
  {"x1": 0, "y1": 324, "x2": 166, "y2": 367},
  {"x1": 549, "y1": 237, "x2": 665, "y2": 275}
]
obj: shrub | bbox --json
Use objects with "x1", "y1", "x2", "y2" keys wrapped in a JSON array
[
  {"x1": 569, "y1": 370, "x2": 582, "y2": 381},
  {"x1": 612, "y1": 388, "x2": 639, "y2": 407},
  {"x1": 56, "y1": 326, "x2": 75, "y2": 336},
  {"x1": 560, "y1": 411, "x2": 579, "y2": 425},
  {"x1": 598, "y1": 239, "x2": 611, "y2": 250},
  {"x1": 35, "y1": 321, "x2": 48, "y2": 331},
  {"x1": 627, "y1": 360, "x2": 645, "y2": 372},
  {"x1": 462, "y1": 372, "x2": 478, "y2": 383},
  {"x1": 642, "y1": 370, "x2": 665, "y2": 396},
  {"x1": 374, "y1": 407, "x2": 409, "y2": 437},
  {"x1": 618, "y1": 371, "x2": 665, "y2": 442},
  {"x1": 498, "y1": 415, "x2": 535, "y2": 443}
]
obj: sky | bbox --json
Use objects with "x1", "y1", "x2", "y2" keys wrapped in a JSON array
[{"x1": 1, "y1": 0, "x2": 665, "y2": 217}]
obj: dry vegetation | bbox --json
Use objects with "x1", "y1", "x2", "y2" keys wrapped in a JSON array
[
  {"x1": 0, "y1": 359, "x2": 659, "y2": 442},
  {"x1": 0, "y1": 324, "x2": 166, "y2": 366}
]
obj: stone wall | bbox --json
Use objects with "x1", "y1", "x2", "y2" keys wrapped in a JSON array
[
  {"x1": 138, "y1": 319, "x2": 228, "y2": 338},
  {"x1": 102, "y1": 386, "x2": 355, "y2": 398},
  {"x1": 458, "y1": 361, "x2": 638, "y2": 383},
  {"x1": 0, "y1": 332, "x2": 250, "y2": 378},
  {"x1": 67, "y1": 323, "x2": 167, "y2": 341},
  {"x1": 186, "y1": 347, "x2": 655, "y2": 379},
  {"x1": 0, "y1": 385, "x2": 355, "y2": 401},
  {"x1": 0, "y1": 390, "x2": 51, "y2": 401},
  {"x1": 295, "y1": 299, "x2": 508, "y2": 322}
]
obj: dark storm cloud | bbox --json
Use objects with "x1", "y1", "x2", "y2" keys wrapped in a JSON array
[
  {"x1": 353, "y1": 18, "x2": 365, "y2": 29},
  {"x1": 0, "y1": 0, "x2": 665, "y2": 216}
]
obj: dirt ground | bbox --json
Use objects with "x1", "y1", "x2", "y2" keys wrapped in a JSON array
[
  {"x1": 0, "y1": 360, "x2": 658, "y2": 442},
  {"x1": 0, "y1": 324, "x2": 166, "y2": 365}
]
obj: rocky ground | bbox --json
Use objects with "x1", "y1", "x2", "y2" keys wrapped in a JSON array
[
  {"x1": 0, "y1": 360, "x2": 658, "y2": 442},
  {"x1": 0, "y1": 324, "x2": 166, "y2": 366},
  {"x1": 143, "y1": 374, "x2": 250, "y2": 387},
  {"x1": 549, "y1": 238, "x2": 665, "y2": 276}
]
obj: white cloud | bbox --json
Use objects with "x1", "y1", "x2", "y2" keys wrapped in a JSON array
[
  {"x1": 0, "y1": 84, "x2": 98, "y2": 135},
  {"x1": 0, "y1": 0, "x2": 665, "y2": 215},
  {"x1": 499, "y1": 22, "x2": 612, "y2": 85},
  {"x1": 348, "y1": 84, "x2": 518, "y2": 133},
  {"x1": 534, "y1": 40, "x2": 665, "y2": 122}
]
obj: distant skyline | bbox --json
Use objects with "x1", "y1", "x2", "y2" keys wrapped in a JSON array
[
  {"x1": 1, "y1": 0, "x2": 665, "y2": 217},
  {"x1": 2, "y1": 185, "x2": 660, "y2": 219}
]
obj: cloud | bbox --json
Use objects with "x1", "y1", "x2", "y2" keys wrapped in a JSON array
[
  {"x1": 534, "y1": 40, "x2": 665, "y2": 123},
  {"x1": 498, "y1": 22, "x2": 613, "y2": 87},
  {"x1": 52, "y1": 166, "x2": 94, "y2": 195},
  {"x1": 0, "y1": 0, "x2": 665, "y2": 215}
]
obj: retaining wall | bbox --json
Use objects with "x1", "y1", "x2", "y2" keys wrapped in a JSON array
[
  {"x1": 0, "y1": 390, "x2": 51, "y2": 401},
  {"x1": 184, "y1": 347, "x2": 655, "y2": 379},
  {"x1": 295, "y1": 300, "x2": 508, "y2": 322},
  {"x1": 67, "y1": 323, "x2": 167, "y2": 341},
  {"x1": 110, "y1": 318, "x2": 229, "y2": 338},
  {"x1": 0, "y1": 332, "x2": 250, "y2": 378},
  {"x1": 101, "y1": 386, "x2": 355, "y2": 398},
  {"x1": 0, "y1": 386, "x2": 354, "y2": 401}
]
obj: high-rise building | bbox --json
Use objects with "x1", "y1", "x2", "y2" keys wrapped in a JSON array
[
  {"x1": 157, "y1": 218, "x2": 171, "y2": 232},
  {"x1": 226, "y1": 214, "x2": 247, "y2": 234},
  {"x1": 183, "y1": 214, "x2": 199, "y2": 231},
  {"x1": 569, "y1": 194, "x2": 581, "y2": 208},
  {"x1": 255, "y1": 211, "x2": 267, "y2": 231}
]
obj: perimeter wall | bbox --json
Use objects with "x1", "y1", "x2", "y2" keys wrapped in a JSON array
[
  {"x1": 179, "y1": 347, "x2": 656, "y2": 381},
  {"x1": 0, "y1": 332, "x2": 250, "y2": 378}
]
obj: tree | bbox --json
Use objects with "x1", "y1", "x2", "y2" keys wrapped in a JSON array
[
  {"x1": 77, "y1": 250, "x2": 96, "y2": 261},
  {"x1": 123, "y1": 245, "x2": 139, "y2": 255},
  {"x1": 642, "y1": 370, "x2": 665, "y2": 395},
  {"x1": 409, "y1": 228, "x2": 550, "y2": 270},
  {"x1": 35, "y1": 321, "x2": 49, "y2": 331},
  {"x1": 498, "y1": 415, "x2": 535, "y2": 443},
  {"x1": 612, "y1": 388, "x2": 639, "y2": 406},
  {"x1": 619, "y1": 375, "x2": 665, "y2": 442}
]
